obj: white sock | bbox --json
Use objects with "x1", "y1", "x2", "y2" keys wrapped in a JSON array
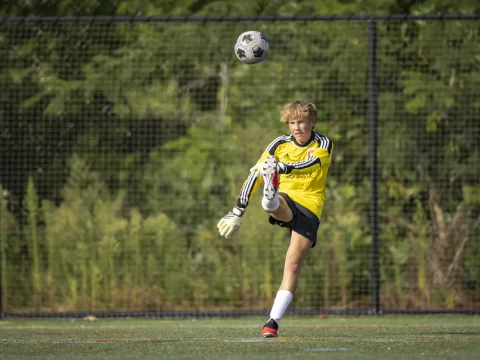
[
  {"x1": 262, "y1": 194, "x2": 280, "y2": 212},
  {"x1": 269, "y1": 290, "x2": 293, "y2": 325}
]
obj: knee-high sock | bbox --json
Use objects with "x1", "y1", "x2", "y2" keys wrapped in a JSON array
[{"x1": 269, "y1": 290, "x2": 293, "y2": 325}]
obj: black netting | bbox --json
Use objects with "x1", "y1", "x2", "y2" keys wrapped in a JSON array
[{"x1": 0, "y1": 16, "x2": 478, "y2": 316}]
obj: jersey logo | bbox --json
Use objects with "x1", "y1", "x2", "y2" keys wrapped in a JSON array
[{"x1": 306, "y1": 149, "x2": 315, "y2": 159}]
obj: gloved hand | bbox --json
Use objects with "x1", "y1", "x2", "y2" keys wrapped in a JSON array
[
  {"x1": 217, "y1": 206, "x2": 245, "y2": 238},
  {"x1": 250, "y1": 159, "x2": 286, "y2": 178}
]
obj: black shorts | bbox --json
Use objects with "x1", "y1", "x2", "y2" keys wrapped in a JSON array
[{"x1": 268, "y1": 192, "x2": 320, "y2": 248}]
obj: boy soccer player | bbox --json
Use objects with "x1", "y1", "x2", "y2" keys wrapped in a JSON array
[{"x1": 217, "y1": 100, "x2": 334, "y2": 338}]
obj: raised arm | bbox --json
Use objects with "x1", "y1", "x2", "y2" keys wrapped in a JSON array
[
  {"x1": 217, "y1": 135, "x2": 295, "y2": 238},
  {"x1": 217, "y1": 150, "x2": 269, "y2": 238}
]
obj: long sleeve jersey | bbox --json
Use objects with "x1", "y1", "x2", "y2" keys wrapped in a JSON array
[{"x1": 236, "y1": 131, "x2": 333, "y2": 220}]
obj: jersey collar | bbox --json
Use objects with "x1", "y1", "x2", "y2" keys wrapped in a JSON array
[{"x1": 292, "y1": 132, "x2": 315, "y2": 147}]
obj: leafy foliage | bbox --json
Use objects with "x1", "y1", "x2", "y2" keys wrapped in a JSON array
[{"x1": 0, "y1": 1, "x2": 479, "y2": 311}]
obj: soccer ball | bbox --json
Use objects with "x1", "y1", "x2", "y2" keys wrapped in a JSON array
[{"x1": 234, "y1": 31, "x2": 269, "y2": 64}]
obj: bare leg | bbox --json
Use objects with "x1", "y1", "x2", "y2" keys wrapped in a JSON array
[
  {"x1": 269, "y1": 231, "x2": 312, "y2": 325},
  {"x1": 279, "y1": 230, "x2": 312, "y2": 293},
  {"x1": 268, "y1": 195, "x2": 293, "y2": 222}
]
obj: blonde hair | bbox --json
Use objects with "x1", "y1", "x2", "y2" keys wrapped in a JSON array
[{"x1": 280, "y1": 100, "x2": 317, "y2": 124}]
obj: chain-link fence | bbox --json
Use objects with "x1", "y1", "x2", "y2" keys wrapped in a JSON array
[{"x1": 0, "y1": 15, "x2": 479, "y2": 317}]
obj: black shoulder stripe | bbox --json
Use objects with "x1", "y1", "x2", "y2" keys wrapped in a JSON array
[
  {"x1": 266, "y1": 135, "x2": 291, "y2": 155},
  {"x1": 315, "y1": 134, "x2": 332, "y2": 155}
]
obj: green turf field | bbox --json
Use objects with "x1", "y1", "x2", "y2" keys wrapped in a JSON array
[{"x1": 0, "y1": 315, "x2": 479, "y2": 359}]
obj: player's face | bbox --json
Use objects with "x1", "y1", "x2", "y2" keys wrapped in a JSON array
[{"x1": 288, "y1": 117, "x2": 315, "y2": 144}]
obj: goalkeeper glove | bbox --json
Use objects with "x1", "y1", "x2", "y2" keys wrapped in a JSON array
[
  {"x1": 250, "y1": 160, "x2": 286, "y2": 178},
  {"x1": 217, "y1": 206, "x2": 245, "y2": 238}
]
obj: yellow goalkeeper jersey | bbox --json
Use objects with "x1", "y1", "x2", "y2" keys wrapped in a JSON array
[{"x1": 236, "y1": 132, "x2": 333, "y2": 220}]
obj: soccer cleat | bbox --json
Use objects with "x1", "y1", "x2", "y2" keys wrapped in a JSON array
[
  {"x1": 262, "y1": 318, "x2": 279, "y2": 338},
  {"x1": 262, "y1": 156, "x2": 279, "y2": 201}
]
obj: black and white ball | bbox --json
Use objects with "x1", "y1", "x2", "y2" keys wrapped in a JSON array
[{"x1": 234, "y1": 31, "x2": 269, "y2": 64}]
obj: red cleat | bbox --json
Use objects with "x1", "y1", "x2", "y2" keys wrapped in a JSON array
[{"x1": 262, "y1": 318, "x2": 279, "y2": 338}]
